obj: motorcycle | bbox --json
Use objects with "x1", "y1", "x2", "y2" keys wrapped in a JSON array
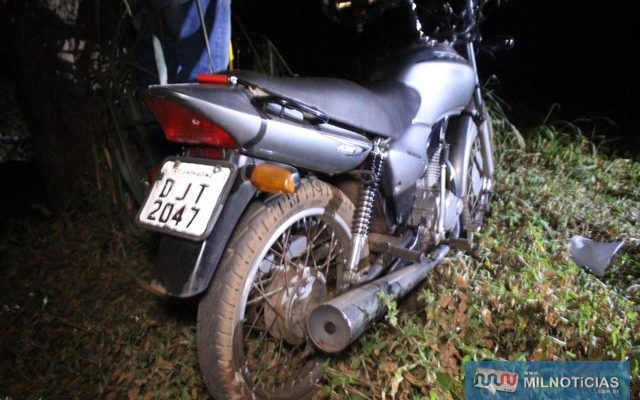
[{"x1": 136, "y1": 0, "x2": 504, "y2": 398}]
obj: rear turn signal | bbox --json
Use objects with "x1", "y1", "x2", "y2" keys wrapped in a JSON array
[
  {"x1": 144, "y1": 95, "x2": 237, "y2": 148},
  {"x1": 250, "y1": 164, "x2": 297, "y2": 194}
]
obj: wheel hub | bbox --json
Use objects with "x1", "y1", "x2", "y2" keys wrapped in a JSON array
[{"x1": 264, "y1": 266, "x2": 327, "y2": 346}]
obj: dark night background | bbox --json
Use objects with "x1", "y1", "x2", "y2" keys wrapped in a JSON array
[
  {"x1": 235, "y1": 0, "x2": 640, "y2": 148},
  {"x1": 0, "y1": 0, "x2": 639, "y2": 213}
]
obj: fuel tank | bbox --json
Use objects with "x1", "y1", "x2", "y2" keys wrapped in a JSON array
[
  {"x1": 374, "y1": 44, "x2": 476, "y2": 126},
  {"x1": 378, "y1": 44, "x2": 476, "y2": 199},
  {"x1": 147, "y1": 84, "x2": 372, "y2": 174}
]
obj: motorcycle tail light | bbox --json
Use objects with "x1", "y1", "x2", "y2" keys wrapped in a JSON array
[
  {"x1": 144, "y1": 96, "x2": 237, "y2": 148},
  {"x1": 196, "y1": 74, "x2": 229, "y2": 85}
]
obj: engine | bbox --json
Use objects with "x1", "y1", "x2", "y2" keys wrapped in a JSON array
[{"x1": 407, "y1": 141, "x2": 463, "y2": 248}]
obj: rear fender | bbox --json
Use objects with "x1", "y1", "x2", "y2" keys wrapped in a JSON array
[{"x1": 150, "y1": 170, "x2": 257, "y2": 298}]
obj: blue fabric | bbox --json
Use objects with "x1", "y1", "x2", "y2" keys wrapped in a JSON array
[
  {"x1": 133, "y1": 0, "x2": 231, "y2": 165},
  {"x1": 162, "y1": 0, "x2": 231, "y2": 82}
]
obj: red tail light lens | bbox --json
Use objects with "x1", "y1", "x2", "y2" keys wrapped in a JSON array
[
  {"x1": 144, "y1": 96, "x2": 237, "y2": 148},
  {"x1": 196, "y1": 74, "x2": 229, "y2": 85}
]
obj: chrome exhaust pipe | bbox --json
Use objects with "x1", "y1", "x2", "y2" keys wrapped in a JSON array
[{"x1": 307, "y1": 245, "x2": 449, "y2": 353}]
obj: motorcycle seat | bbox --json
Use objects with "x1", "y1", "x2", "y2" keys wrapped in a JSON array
[{"x1": 230, "y1": 70, "x2": 420, "y2": 138}]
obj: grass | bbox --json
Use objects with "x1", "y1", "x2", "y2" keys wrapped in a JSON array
[{"x1": 1, "y1": 113, "x2": 639, "y2": 399}]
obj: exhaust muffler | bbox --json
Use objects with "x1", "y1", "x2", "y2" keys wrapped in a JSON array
[{"x1": 307, "y1": 245, "x2": 449, "y2": 353}]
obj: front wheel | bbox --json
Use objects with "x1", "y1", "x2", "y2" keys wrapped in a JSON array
[
  {"x1": 460, "y1": 114, "x2": 494, "y2": 241},
  {"x1": 197, "y1": 179, "x2": 354, "y2": 400}
]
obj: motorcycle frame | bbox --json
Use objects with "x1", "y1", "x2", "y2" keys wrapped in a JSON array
[{"x1": 148, "y1": 0, "x2": 495, "y2": 298}]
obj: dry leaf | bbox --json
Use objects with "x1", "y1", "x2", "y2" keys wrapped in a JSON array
[
  {"x1": 481, "y1": 282, "x2": 490, "y2": 295},
  {"x1": 454, "y1": 275, "x2": 468, "y2": 289},
  {"x1": 482, "y1": 309, "x2": 493, "y2": 327},
  {"x1": 440, "y1": 294, "x2": 453, "y2": 309},
  {"x1": 404, "y1": 371, "x2": 426, "y2": 387},
  {"x1": 459, "y1": 292, "x2": 468, "y2": 303},
  {"x1": 143, "y1": 336, "x2": 152, "y2": 352},
  {"x1": 384, "y1": 362, "x2": 398, "y2": 373},
  {"x1": 119, "y1": 372, "x2": 134, "y2": 384},
  {"x1": 127, "y1": 387, "x2": 140, "y2": 400},
  {"x1": 158, "y1": 357, "x2": 174, "y2": 371},
  {"x1": 499, "y1": 319, "x2": 515, "y2": 332}
]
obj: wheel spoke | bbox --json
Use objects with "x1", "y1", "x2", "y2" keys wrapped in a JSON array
[
  {"x1": 238, "y1": 213, "x2": 348, "y2": 395},
  {"x1": 463, "y1": 136, "x2": 489, "y2": 228},
  {"x1": 473, "y1": 156, "x2": 482, "y2": 174},
  {"x1": 260, "y1": 306, "x2": 282, "y2": 341},
  {"x1": 246, "y1": 286, "x2": 286, "y2": 306},
  {"x1": 245, "y1": 302, "x2": 265, "y2": 338},
  {"x1": 311, "y1": 221, "x2": 328, "y2": 243},
  {"x1": 268, "y1": 249, "x2": 304, "y2": 276},
  {"x1": 303, "y1": 221, "x2": 330, "y2": 273},
  {"x1": 251, "y1": 282, "x2": 287, "y2": 322},
  {"x1": 320, "y1": 231, "x2": 334, "y2": 276},
  {"x1": 275, "y1": 226, "x2": 292, "y2": 263}
]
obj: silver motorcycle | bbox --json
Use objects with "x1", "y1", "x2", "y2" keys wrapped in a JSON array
[{"x1": 137, "y1": 0, "x2": 497, "y2": 398}]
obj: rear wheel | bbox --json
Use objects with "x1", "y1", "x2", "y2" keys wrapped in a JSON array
[{"x1": 197, "y1": 179, "x2": 354, "y2": 400}]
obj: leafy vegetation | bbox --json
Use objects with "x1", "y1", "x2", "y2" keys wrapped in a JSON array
[{"x1": 1, "y1": 108, "x2": 638, "y2": 399}]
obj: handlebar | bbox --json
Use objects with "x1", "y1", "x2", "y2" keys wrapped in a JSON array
[
  {"x1": 323, "y1": 0, "x2": 511, "y2": 52},
  {"x1": 410, "y1": 0, "x2": 487, "y2": 46}
]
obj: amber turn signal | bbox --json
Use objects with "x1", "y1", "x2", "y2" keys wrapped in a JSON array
[{"x1": 250, "y1": 164, "x2": 297, "y2": 194}]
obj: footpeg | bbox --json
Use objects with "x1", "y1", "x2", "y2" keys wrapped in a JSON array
[{"x1": 449, "y1": 237, "x2": 473, "y2": 251}]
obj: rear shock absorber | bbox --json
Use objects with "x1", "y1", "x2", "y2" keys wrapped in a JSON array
[{"x1": 346, "y1": 138, "x2": 387, "y2": 284}]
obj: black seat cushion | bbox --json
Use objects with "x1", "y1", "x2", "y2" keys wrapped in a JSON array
[{"x1": 230, "y1": 70, "x2": 420, "y2": 138}]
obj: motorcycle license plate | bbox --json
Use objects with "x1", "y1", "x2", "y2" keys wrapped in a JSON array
[{"x1": 137, "y1": 158, "x2": 236, "y2": 241}]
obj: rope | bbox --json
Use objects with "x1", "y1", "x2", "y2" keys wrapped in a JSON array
[{"x1": 194, "y1": 0, "x2": 214, "y2": 74}]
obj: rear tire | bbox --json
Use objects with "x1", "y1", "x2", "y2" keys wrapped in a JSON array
[{"x1": 197, "y1": 179, "x2": 354, "y2": 400}]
